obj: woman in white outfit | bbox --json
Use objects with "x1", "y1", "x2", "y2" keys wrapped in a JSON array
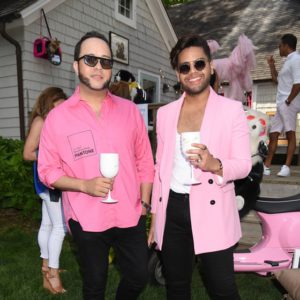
[{"x1": 23, "y1": 87, "x2": 67, "y2": 294}]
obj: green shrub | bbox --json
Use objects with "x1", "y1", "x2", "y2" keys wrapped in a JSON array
[{"x1": 0, "y1": 136, "x2": 40, "y2": 218}]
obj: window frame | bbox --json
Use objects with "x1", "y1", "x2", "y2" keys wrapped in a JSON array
[
  {"x1": 138, "y1": 70, "x2": 161, "y2": 103},
  {"x1": 114, "y1": 0, "x2": 137, "y2": 29}
]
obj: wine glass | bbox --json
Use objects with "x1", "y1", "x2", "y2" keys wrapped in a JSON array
[
  {"x1": 99, "y1": 153, "x2": 119, "y2": 203},
  {"x1": 181, "y1": 132, "x2": 201, "y2": 185}
]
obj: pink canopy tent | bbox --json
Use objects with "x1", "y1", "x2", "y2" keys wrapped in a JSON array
[{"x1": 208, "y1": 34, "x2": 257, "y2": 102}]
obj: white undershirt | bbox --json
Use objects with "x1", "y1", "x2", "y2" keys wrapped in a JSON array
[{"x1": 170, "y1": 132, "x2": 194, "y2": 194}]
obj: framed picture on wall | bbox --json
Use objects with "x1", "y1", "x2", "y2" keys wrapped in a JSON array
[{"x1": 109, "y1": 31, "x2": 129, "y2": 65}]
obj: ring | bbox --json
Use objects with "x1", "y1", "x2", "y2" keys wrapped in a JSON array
[
  {"x1": 202, "y1": 145, "x2": 207, "y2": 150},
  {"x1": 197, "y1": 154, "x2": 202, "y2": 163}
]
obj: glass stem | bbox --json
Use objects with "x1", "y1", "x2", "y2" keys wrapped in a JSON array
[{"x1": 191, "y1": 164, "x2": 194, "y2": 181}]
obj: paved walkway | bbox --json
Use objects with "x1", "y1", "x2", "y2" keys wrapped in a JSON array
[{"x1": 262, "y1": 165, "x2": 300, "y2": 186}]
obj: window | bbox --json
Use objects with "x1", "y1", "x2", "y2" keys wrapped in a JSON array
[
  {"x1": 114, "y1": 0, "x2": 137, "y2": 29},
  {"x1": 118, "y1": 0, "x2": 131, "y2": 18},
  {"x1": 138, "y1": 70, "x2": 161, "y2": 103}
]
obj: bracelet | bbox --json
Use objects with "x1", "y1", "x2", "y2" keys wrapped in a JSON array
[
  {"x1": 215, "y1": 158, "x2": 223, "y2": 172},
  {"x1": 141, "y1": 200, "x2": 151, "y2": 213}
]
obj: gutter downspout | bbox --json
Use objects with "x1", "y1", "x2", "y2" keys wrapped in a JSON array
[{"x1": 0, "y1": 21, "x2": 25, "y2": 140}]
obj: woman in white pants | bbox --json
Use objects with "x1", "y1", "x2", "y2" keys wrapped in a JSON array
[{"x1": 23, "y1": 87, "x2": 67, "y2": 294}]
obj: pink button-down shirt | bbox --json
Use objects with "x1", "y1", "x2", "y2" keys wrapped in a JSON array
[{"x1": 38, "y1": 87, "x2": 154, "y2": 232}]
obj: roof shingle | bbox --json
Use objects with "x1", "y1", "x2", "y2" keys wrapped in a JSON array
[
  {"x1": 167, "y1": 0, "x2": 300, "y2": 81},
  {"x1": 0, "y1": 0, "x2": 38, "y2": 23}
]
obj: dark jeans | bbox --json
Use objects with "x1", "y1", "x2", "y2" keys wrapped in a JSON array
[
  {"x1": 161, "y1": 190, "x2": 240, "y2": 300},
  {"x1": 69, "y1": 216, "x2": 148, "y2": 300}
]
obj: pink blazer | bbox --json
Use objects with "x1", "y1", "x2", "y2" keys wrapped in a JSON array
[{"x1": 151, "y1": 89, "x2": 252, "y2": 254}]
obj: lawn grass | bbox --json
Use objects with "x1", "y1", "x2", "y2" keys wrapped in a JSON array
[{"x1": 0, "y1": 210, "x2": 284, "y2": 300}]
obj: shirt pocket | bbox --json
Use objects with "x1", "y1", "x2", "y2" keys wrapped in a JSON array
[{"x1": 67, "y1": 130, "x2": 97, "y2": 161}]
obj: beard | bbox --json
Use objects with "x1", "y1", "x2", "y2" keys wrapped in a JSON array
[
  {"x1": 78, "y1": 72, "x2": 111, "y2": 92},
  {"x1": 181, "y1": 75, "x2": 211, "y2": 96}
]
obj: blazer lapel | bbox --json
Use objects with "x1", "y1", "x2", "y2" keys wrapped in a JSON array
[
  {"x1": 161, "y1": 94, "x2": 185, "y2": 194},
  {"x1": 199, "y1": 88, "x2": 218, "y2": 148},
  {"x1": 193, "y1": 88, "x2": 219, "y2": 179}
]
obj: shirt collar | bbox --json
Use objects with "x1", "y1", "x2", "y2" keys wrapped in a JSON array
[
  {"x1": 286, "y1": 50, "x2": 298, "y2": 60},
  {"x1": 67, "y1": 86, "x2": 113, "y2": 107}
]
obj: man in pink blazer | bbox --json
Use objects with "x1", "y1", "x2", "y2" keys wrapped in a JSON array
[{"x1": 148, "y1": 35, "x2": 251, "y2": 299}]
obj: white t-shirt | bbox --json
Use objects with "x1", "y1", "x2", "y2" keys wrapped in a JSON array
[
  {"x1": 170, "y1": 133, "x2": 192, "y2": 194},
  {"x1": 277, "y1": 51, "x2": 300, "y2": 105}
]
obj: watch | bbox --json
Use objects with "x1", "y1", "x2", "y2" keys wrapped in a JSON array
[{"x1": 141, "y1": 200, "x2": 151, "y2": 213}]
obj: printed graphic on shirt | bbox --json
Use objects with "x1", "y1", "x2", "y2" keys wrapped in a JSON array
[{"x1": 68, "y1": 130, "x2": 97, "y2": 160}]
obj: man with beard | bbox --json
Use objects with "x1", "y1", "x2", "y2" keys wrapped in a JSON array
[
  {"x1": 38, "y1": 31, "x2": 154, "y2": 300},
  {"x1": 148, "y1": 35, "x2": 251, "y2": 300}
]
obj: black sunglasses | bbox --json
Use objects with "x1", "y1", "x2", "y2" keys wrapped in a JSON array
[
  {"x1": 178, "y1": 59, "x2": 207, "y2": 74},
  {"x1": 78, "y1": 55, "x2": 113, "y2": 69}
]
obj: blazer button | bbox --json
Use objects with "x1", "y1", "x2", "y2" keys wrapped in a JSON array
[
  {"x1": 210, "y1": 200, "x2": 216, "y2": 205},
  {"x1": 208, "y1": 179, "x2": 213, "y2": 184},
  {"x1": 159, "y1": 197, "x2": 162, "y2": 202}
]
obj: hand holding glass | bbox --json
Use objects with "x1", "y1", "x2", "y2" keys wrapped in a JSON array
[
  {"x1": 99, "y1": 153, "x2": 119, "y2": 203},
  {"x1": 181, "y1": 132, "x2": 201, "y2": 184}
]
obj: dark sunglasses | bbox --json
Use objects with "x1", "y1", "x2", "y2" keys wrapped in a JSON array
[
  {"x1": 178, "y1": 59, "x2": 207, "y2": 74},
  {"x1": 78, "y1": 55, "x2": 113, "y2": 69}
]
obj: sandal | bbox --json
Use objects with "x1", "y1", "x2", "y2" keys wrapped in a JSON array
[
  {"x1": 41, "y1": 266, "x2": 49, "y2": 274},
  {"x1": 42, "y1": 268, "x2": 58, "y2": 294},
  {"x1": 45, "y1": 271, "x2": 66, "y2": 294}
]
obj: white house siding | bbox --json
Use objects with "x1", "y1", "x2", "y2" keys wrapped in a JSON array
[
  {"x1": 0, "y1": 28, "x2": 23, "y2": 138},
  {"x1": 110, "y1": 0, "x2": 177, "y2": 102},
  {"x1": 252, "y1": 82, "x2": 277, "y2": 112},
  {"x1": 0, "y1": 0, "x2": 177, "y2": 139}
]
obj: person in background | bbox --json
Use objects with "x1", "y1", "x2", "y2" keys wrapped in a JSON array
[
  {"x1": 38, "y1": 31, "x2": 154, "y2": 300},
  {"x1": 148, "y1": 35, "x2": 251, "y2": 300},
  {"x1": 264, "y1": 34, "x2": 300, "y2": 177},
  {"x1": 23, "y1": 86, "x2": 67, "y2": 294}
]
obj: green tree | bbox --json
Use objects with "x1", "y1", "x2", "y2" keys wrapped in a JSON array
[{"x1": 0, "y1": 136, "x2": 40, "y2": 218}]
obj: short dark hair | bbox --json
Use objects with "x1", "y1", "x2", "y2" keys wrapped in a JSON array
[
  {"x1": 281, "y1": 34, "x2": 297, "y2": 50},
  {"x1": 170, "y1": 35, "x2": 211, "y2": 70},
  {"x1": 74, "y1": 31, "x2": 112, "y2": 61}
]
